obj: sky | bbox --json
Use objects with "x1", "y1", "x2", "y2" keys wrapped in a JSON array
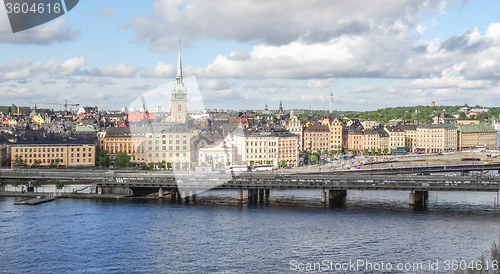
[{"x1": 1, "y1": 0, "x2": 500, "y2": 112}]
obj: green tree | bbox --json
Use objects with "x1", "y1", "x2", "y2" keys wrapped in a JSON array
[
  {"x1": 266, "y1": 160, "x2": 271, "y2": 165},
  {"x1": 31, "y1": 180, "x2": 42, "y2": 193},
  {"x1": 338, "y1": 149, "x2": 342, "y2": 154},
  {"x1": 371, "y1": 149, "x2": 376, "y2": 154},
  {"x1": 140, "y1": 163, "x2": 147, "y2": 170},
  {"x1": 11, "y1": 155, "x2": 26, "y2": 167},
  {"x1": 383, "y1": 148, "x2": 389, "y2": 154},
  {"x1": 183, "y1": 162, "x2": 189, "y2": 169},
  {"x1": 97, "y1": 149, "x2": 110, "y2": 167},
  {"x1": 258, "y1": 160, "x2": 262, "y2": 165},
  {"x1": 250, "y1": 160, "x2": 255, "y2": 166},
  {"x1": 217, "y1": 162, "x2": 223, "y2": 168},
  {"x1": 9, "y1": 103, "x2": 18, "y2": 114},
  {"x1": 364, "y1": 149, "x2": 369, "y2": 155},
  {"x1": 330, "y1": 150, "x2": 336, "y2": 155},
  {"x1": 191, "y1": 162, "x2": 197, "y2": 169},
  {"x1": 377, "y1": 148, "x2": 382, "y2": 154},
  {"x1": 158, "y1": 162, "x2": 164, "y2": 169},
  {"x1": 115, "y1": 151, "x2": 130, "y2": 167},
  {"x1": 280, "y1": 160, "x2": 286, "y2": 167},
  {"x1": 167, "y1": 162, "x2": 172, "y2": 169},
  {"x1": 31, "y1": 160, "x2": 40, "y2": 168},
  {"x1": 11, "y1": 179, "x2": 20, "y2": 192},
  {"x1": 458, "y1": 111, "x2": 467, "y2": 119},
  {"x1": 55, "y1": 181, "x2": 65, "y2": 194},
  {"x1": 148, "y1": 162, "x2": 155, "y2": 169},
  {"x1": 310, "y1": 155, "x2": 317, "y2": 162},
  {"x1": 234, "y1": 161, "x2": 240, "y2": 165}
]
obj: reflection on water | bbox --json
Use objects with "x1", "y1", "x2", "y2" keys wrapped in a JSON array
[{"x1": 1, "y1": 190, "x2": 499, "y2": 273}]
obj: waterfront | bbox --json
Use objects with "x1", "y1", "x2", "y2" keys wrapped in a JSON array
[{"x1": 1, "y1": 190, "x2": 500, "y2": 273}]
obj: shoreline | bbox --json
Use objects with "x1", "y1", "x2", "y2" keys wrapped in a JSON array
[{"x1": 0, "y1": 192, "x2": 127, "y2": 199}]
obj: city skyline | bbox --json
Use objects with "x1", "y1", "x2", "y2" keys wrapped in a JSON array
[{"x1": 1, "y1": 0, "x2": 500, "y2": 111}]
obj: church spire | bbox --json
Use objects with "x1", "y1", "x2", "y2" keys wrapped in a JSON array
[{"x1": 176, "y1": 37, "x2": 183, "y2": 84}]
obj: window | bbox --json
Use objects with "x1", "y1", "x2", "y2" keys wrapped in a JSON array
[{"x1": 178, "y1": 104, "x2": 181, "y2": 111}]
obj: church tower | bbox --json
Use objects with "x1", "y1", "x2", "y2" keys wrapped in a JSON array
[{"x1": 171, "y1": 38, "x2": 188, "y2": 123}]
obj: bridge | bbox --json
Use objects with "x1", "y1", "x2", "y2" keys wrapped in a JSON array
[{"x1": 2, "y1": 165, "x2": 500, "y2": 207}]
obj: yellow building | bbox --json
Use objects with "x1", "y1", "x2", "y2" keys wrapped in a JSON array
[
  {"x1": 416, "y1": 124, "x2": 457, "y2": 153},
  {"x1": 457, "y1": 124, "x2": 497, "y2": 150},
  {"x1": 321, "y1": 117, "x2": 344, "y2": 151},
  {"x1": 362, "y1": 129, "x2": 379, "y2": 152},
  {"x1": 304, "y1": 124, "x2": 330, "y2": 153},
  {"x1": 11, "y1": 139, "x2": 96, "y2": 167},
  {"x1": 384, "y1": 126, "x2": 406, "y2": 152},
  {"x1": 234, "y1": 128, "x2": 299, "y2": 168}
]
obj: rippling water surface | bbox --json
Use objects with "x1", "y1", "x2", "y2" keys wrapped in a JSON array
[{"x1": 1, "y1": 190, "x2": 500, "y2": 273}]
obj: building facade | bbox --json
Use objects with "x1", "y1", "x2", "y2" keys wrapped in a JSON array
[
  {"x1": 457, "y1": 124, "x2": 497, "y2": 150},
  {"x1": 11, "y1": 139, "x2": 96, "y2": 167},
  {"x1": 416, "y1": 124, "x2": 457, "y2": 153},
  {"x1": 303, "y1": 124, "x2": 330, "y2": 153}
]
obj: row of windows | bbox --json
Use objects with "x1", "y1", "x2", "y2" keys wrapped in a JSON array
[
  {"x1": 147, "y1": 146, "x2": 188, "y2": 151},
  {"x1": 147, "y1": 134, "x2": 188, "y2": 139},
  {"x1": 147, "y1": 140, "x2": 187, "y2": 145},
  {"x1": 16, "y1": 147, "x2": 65, "y2": 153}
]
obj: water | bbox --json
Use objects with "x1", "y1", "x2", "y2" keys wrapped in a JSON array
[{"x1": 1, "y1": 190, "x2": 500, "y2": 273}]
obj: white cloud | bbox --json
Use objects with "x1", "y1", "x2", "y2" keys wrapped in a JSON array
[
  {"x1": 50, "y1": 57, "x2": 86, "y2": 76},
  {"x1": 0, "y1": 85, "x2": 33, "y2": 97},
  {"x1": 203, "y1": 79, "x2": 231, "y2": 90},
  {"x1": 126, "y1": 0, "x2": 452, "y2": 52},
  {"x1": 297, "y1": 78, "x2": 335, "y2": 88},
  {"x1": 245, "y1": 80, "x2": 290, "y2": 94},
  {"x1": 142, "y1": 61, "x2": 176, "y2": 78},
  {"x1": 357, "y1": 98, "x2": 367, "y2": 104},
  {"x1": 88, "y1": 63, "x2": 142, "y2": 78},
  {"x1": 202, "y1": 89, "x2": 243, "y2": 102}
]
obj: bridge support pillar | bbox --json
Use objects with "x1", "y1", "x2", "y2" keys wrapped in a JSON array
[
  {"x1": 183, "y1": 190, "x2": 190, "y2": 203},
  {"x1": 329, "y1": 190, "x2": 346, "y2": 205},
  {"x1": 170, "y1": 188, "x2": 177, "y2": 201},
  {"x1": 265, "y1": 189, "x2": 270, "y2": 200},
  {"x1": 253, "y1": 188, "x2": 258, "y2": 202},
  {"x1": 158, "y1": 187, "x2": 164, "y2": 198},
  {"x1": 237, "y1": 189, "x2": 243, "y2": 200},
  {"x1": 409, "y1": 191, "x2": 428, "y2": 208},
  {"x1": 321, "y1": 190, "x2": 327, "y2": 203},
  {"x1": 191, "y1": 189, "x2": 196, "y2": 202},
  {"x1": 409, "y1": 192, "x2": 416, "y2": 205},
  {"x1": 248, "y1": 189, "x2": 254, "y2": 201},
  {"x1": 258, "y1": 189, "x2": 264, "y2": 202},
  {"x1": 176, "y1": 190, "x2": 182, "y2": 202}
]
